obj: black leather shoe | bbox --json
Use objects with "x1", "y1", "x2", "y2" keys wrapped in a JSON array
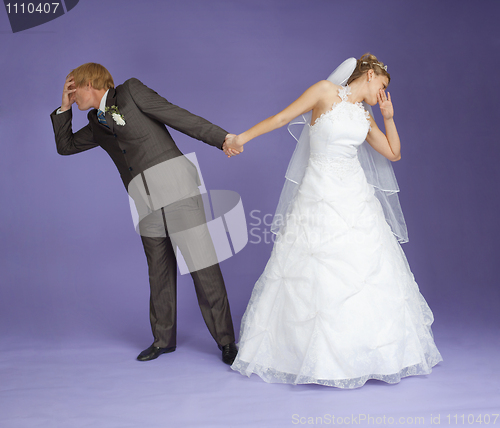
[
  {"x1": 218, "y1": 342, "x2": 238, "y2": 365},
  {"x1": 137, "y1": 344, "x2": 176, "y2": 361}
]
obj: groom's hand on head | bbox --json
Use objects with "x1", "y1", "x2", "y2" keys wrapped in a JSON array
[
  {"x1": 60, "y1": 74, "x2": 76, "y2": 112},
  {"x1": 223, "y1": 134, "x2": 244, "y2": 158}
]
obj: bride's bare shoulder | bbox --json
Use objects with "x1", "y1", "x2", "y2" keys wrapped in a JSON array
[
  {"x1": 313, "y1": 80, "x2": 342, "y2": 98},
  {"x1": 316, "y1": 80, "x2": 341, "y2": 90},
  {"x1": 312, "y1": 80, "x2": 342, "y2": 104}
]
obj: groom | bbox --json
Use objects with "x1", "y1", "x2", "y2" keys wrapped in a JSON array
[{"x1": 50, "y1": 63, "x2": 237, "y2": 364}]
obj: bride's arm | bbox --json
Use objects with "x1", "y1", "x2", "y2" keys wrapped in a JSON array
[
  {"x1": 365, "y1": 89, "x2": 401, "y2": 162},
  {"x1": 224, "y1": 80, "x2": 331, "y2": 156}
]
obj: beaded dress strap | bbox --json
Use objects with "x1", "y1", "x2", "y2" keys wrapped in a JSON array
[{"x1": 338, "y1": 85, "x2": 351, "y2": 102}]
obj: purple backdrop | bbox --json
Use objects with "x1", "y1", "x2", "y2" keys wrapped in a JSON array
[{"x1": 1, "y1": 0, "x2": 499, "y2": 426}]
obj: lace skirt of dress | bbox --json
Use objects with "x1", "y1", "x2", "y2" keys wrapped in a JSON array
[{"x1": 231, "y1": 154, "x2": 442, "y2": 388}]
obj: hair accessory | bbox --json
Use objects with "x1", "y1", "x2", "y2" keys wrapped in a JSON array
[{"x1": 362, "y1": 61, "x2": 388, "y2": 71}]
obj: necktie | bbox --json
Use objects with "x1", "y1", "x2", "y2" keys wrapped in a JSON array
[{"x1": 97, "y1": 109, "x2": 109, "y2": 128}]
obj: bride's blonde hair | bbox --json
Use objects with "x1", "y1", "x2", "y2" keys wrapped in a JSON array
[{"x1": 346, "y1": 53, "x2": 390, "y2": 85}]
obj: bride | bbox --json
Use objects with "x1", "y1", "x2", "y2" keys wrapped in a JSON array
[{"x1": 224, "y1": 54, "x2": 442, "y2": 388}]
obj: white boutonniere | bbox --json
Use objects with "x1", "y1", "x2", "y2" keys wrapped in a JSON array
[{"x1": 105, "y1": 105, "x2": 126, "y2": 126}]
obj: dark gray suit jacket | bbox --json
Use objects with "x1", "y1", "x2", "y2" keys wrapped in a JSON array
[{"x1": 50, "y1": 78, "x2": 228, "y2": 191}]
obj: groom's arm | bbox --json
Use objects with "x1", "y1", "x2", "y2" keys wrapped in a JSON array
[
  {"x1": 125, "y1": 78, "x2": 227, "y2": 150},
  {"x1": 50, "y1": 108, "x2": 99, "y2": 155}
]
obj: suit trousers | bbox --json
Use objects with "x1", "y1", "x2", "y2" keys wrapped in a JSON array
[{"x1": 139, "y1": 193, "x2": 235, "y2": 349}]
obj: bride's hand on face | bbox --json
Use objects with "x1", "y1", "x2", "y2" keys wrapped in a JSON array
[{"x1": 377, "y1": 89, "x2": 394, "y2": 120}]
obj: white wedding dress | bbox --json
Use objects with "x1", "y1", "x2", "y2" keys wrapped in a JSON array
[{"x1": 231, "y1": 86, "x2": 442, "y2": 388}]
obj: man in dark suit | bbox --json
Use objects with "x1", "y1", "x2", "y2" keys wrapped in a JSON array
[{"x1": 50, "y1": 63, "x2": 237, "y2": 364}]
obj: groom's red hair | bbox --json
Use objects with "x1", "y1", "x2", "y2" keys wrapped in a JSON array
[{"x1": 71, "y1": 63, "x2": 114, "y2": 90}]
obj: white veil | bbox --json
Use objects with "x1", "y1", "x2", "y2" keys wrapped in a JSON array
[{"x1": 270, "y1": 57, "x2": 408, "y2": 243}]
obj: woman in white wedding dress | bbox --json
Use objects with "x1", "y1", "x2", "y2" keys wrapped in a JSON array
[{"x1": 224, "y1": 54, "x2": 442, "y2": 388}]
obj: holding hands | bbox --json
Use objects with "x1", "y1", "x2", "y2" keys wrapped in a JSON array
[{"x1": 223, "y1": 134, "x2": 245, "y2": 158}]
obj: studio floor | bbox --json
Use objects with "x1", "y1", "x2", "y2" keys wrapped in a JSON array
[{"x1": 1, "y1": 324, "x2": 498, "y2": 428}]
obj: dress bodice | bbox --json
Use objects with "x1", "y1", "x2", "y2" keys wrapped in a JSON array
[{"x1": 309, "y1": 86, "x2": 371, "y2": 158}]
